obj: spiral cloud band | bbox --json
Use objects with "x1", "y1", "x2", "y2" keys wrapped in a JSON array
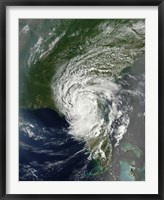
[{"x1": 51, "y1": 20, "x2": 145, "y2": 171}]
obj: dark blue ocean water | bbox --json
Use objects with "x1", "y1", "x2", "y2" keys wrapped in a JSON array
[
  {"x1": 19, "y1": 59, "x2": 145, "y2": 181},
  {"x1": 19, "y1": 108, "x2": 94, "y2": 181}
]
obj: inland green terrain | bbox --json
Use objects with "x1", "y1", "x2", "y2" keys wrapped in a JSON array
[{"x1": 19, "y1": 19, "x2": 144, "y2": 110}]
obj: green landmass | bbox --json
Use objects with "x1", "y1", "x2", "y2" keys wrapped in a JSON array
[
  {"x1": 19, "y1": 19, "x2": 145, "y2": 111},
  {"x1": 19, "y1": 19, "x2": 105, "y2": 110}
]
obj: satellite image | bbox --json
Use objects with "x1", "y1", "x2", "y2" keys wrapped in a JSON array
[{"x1": 19, "y1": 19, "x2": 145, "y2": 181}]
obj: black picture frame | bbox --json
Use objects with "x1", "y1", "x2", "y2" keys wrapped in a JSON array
[{"x1": 0, "y1": 0, "x2": 163, "y2": 199}]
